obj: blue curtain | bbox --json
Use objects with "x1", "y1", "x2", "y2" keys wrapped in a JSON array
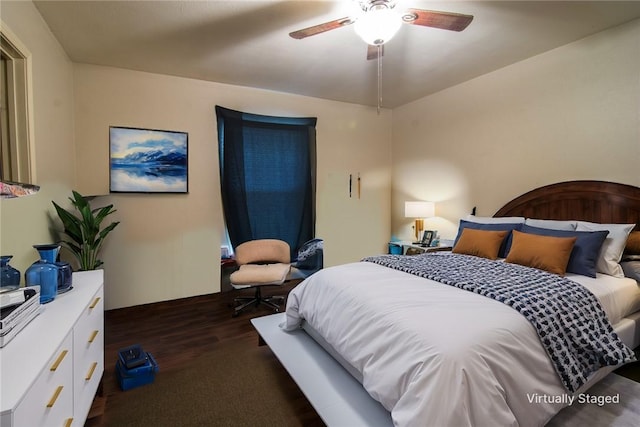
[{"x1": 216, "y1": 106, "x2": 317, "y2": 258}]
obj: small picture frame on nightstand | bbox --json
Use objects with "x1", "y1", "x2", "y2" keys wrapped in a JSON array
[{"x1": 420, "y1": 230, "x2": 434, "y2": 247}]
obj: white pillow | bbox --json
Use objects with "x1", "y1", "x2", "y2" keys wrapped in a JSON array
[
  {"x1": 524, "y1": 218, "x2": 577, "y2": 231},
  {"x1": 575, "y1": 221, "x2": 634, "y2": 277},
  {"x1": 465, "y1": 214, "x2": 525, "y2": 224}
]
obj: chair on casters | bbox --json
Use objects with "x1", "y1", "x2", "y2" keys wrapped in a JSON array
[{"x1": 230, "y1": 239, "x2": 291, "y2": 317}]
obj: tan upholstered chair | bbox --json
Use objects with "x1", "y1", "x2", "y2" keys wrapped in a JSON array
[{"x1": 230, "y1": 239, "x2": 291, "y2": 317}]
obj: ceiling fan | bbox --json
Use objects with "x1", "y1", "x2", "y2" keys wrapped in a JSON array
[{"x1": 289, "y1": 0, "x2": 474, "y2": 59}]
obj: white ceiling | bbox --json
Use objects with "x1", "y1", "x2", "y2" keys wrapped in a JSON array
[{"x1": 33, "y1": 1, "x2": 640, "y2": 108}]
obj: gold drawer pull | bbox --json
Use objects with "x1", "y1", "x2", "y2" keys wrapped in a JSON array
[
  {"x1": 89, "y1": 297, "x2": 101, "y2": 309},
  {"x1": 64, "y1": 418, "x2": 73, "y2": 427},
  {"x1": 46, "y1": 386, "x2": 63, "y2": 408},
  {"x1": 85, "y1": 362, "x2": 98, "y2": 381},
  {"x1": 88, "y1": 330, "x2": 99, "y2": 343},
  {"x1": 50, "y1": 350, "x2": 68, "y2": 371}
]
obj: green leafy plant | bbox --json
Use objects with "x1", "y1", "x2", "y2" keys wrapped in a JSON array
[{"x1": 52, "y1": 190, "x2": 120, "y2": 270}]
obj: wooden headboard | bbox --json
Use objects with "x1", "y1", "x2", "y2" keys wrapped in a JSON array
[{"x1": 494, "y1": 180, "x2": 640, "y2": 231}]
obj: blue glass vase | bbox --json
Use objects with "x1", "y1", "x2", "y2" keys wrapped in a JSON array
[
  {"x1": 55, "y1": 261, "x2": 73, "y2": 293},
  {"x1": 1, "y1": 255, "x2": 21, "y2": 290},
  {"x1": 25, "y1": 244, "x2": 60, "y2": 304}
]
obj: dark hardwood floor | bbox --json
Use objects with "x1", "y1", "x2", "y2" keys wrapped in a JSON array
[{"x1": 85, "y1": 280, "x2": 319, "y2": 426}]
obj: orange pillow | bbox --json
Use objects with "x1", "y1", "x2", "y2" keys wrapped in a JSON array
[
  {"x1": 452, "y1": 228, "x2": 508, "y2": 260},
  {"x1": 506, "y1": 230, "x2": 577, "y2": 276},
  {"x1": 625, "y1": 231, "x2": 640, "y2": 255}
]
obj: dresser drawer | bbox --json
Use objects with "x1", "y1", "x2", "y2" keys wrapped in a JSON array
[
  {"x1": 14, "y1": 332, "x2": 74, "y2": 427},
  {"x1": 73, "y1": 286, "x2": 104, "y2": 422}
]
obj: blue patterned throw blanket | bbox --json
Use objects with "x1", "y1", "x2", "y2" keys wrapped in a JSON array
[{"x1": 362, "y1": 252, "x2": 636, "y2": 393}]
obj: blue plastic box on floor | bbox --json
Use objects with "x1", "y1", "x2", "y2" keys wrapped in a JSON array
[{"x1": 115, "y1": 349, "x2": 159, "y2": 391}]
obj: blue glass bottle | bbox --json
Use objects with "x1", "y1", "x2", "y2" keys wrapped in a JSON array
[
  {"x1": 25, "y1": 244, "x2": 60, "y2": 304},
  {"x1": 55, "y1": 261, "x2": 73, "y2": 293},
  {"x1": 1, "y1": 255, "x2": 21, "y2": 290}
]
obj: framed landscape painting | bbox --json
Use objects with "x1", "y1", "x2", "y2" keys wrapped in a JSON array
[{"x1": 110, "y1": 126, "x2": 188, "y2": 193}]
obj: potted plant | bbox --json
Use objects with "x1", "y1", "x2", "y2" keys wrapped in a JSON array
[{"x1": 52, "y1": 190, "x2": 120, "y2": 270}]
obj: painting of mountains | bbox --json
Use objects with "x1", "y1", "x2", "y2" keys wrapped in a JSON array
[{"x1": 110, "y1": 127, "x2": 188, "y2": 193}]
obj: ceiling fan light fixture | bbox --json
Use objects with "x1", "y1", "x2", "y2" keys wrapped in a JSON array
[{"x1": 354, "y1": 5, "x2": 402, "y2": 45}]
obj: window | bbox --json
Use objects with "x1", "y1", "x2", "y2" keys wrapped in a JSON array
[
  {"x1": 0, "y1": 27, "x2": 34, "y2": 184},
  {"x1": 216, "y1": 106, "x2": 317, "y2": 257}
]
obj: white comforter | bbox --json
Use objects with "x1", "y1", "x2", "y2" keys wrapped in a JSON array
[{"x1": 283, "y1": 261, "x2": 609, "y2": 427}]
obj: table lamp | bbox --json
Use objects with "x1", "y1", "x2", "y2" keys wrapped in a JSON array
[{"x1": 405, "y1": 201, "x2": 435, "y2": 242}]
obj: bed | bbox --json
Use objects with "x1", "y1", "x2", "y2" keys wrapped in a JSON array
[{"x1": 256, "y1": 180, "x2": 640, "y2": 427}]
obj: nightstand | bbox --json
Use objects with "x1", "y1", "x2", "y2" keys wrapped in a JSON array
[
  {"x1": 389, "y1": 241, "x2": 453, "y2": 255},
  {"x1": 405, "y1": 245, "x2": 452, "y2": 255},
  {"x1": 220, "y1": 257, "x2": 238, "y2": 292}
]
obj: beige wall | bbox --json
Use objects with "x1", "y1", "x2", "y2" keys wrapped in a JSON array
[
  {"x1": 74, "y1": 65, "x2": 392, "y2": 309},
  {"x1": 5, "y1": 2, "x2": 638, "y2": 311},
  {"x1": 392, "y1": 19, "x2": 640, "y2": 242},
  {"x1": 0, "y1": 2, "x2": 76, "y2": 273}
]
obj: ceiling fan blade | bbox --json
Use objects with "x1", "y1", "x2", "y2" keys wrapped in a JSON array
[
  {"x1": 367, "y1": 44, "x2": 384, "y2": 61},
  {"x1": 402, "y1": 9, "x2": 474, "y2": 32},
  {"x1": 289, "y1": 17, "x2": 354, "y2": 39}
]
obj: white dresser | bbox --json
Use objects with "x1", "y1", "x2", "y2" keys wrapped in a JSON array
[{"x1": 0, "y1": 270, "x2": 104, "y2": 427}]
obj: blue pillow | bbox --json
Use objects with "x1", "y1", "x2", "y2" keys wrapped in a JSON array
[
  {"x1": 621, "y1": 261, "x2": 640, "y2": 282},
  {"x1": 520, "y1": 225, "x2": 608, "y2": 278},
  {"x1": 454, "y1": 220, "x2": 523, "y2": 258}
]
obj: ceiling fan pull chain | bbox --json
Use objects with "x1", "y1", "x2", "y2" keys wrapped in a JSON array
[{"x1": 377, "y1": 44, "x2": 382, "y2": 115}]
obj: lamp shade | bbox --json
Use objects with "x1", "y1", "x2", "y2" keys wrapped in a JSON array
[{"x1": 404, "y1": 201, "x2": 435, "y2": 218}]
